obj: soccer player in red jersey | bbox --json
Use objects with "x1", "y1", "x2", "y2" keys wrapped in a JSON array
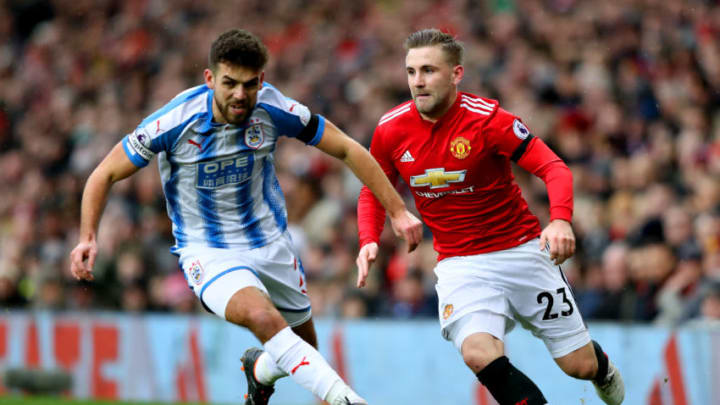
[{"x1": 356, "y1": 29, "x2": 625, "y2": 405}]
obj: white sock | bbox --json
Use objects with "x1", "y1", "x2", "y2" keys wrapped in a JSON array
[
  {"x1": 254, "y1": 351, "x2": 288, "y2": 385},
  {"x1": 325, "y1": 380, "x2": 367, "y2": 405},
  {"x1": 263, "y1": 326, "x2": 345, "y2": 400}
]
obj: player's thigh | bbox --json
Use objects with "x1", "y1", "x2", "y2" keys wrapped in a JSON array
[
  {"x1": 434, "y1": 257, "x2": 513, "y2": 350},
  {"x1": 178, "y1": 245, "x2": 270, "y2": 320},
  {"x1": 255, "y1": 232, "x2": 312, "y2": 328},
  {"x1": 178, "y1": 234, "x2": 311, "y2": 327},
  {"x1": 224, "y1": 286, "x2": 288, "y2": 341},
  {"x1": 500, "y1": 238, "x2": 590, "y2": 358}
]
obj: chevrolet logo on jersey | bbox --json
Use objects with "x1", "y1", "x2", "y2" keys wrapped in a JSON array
[{"x1": 410, "y1": 168, "x2": 467, "y2": 189}]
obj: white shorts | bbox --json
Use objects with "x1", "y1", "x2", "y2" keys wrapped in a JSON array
[
  {"x1": 177, "y1": 232, "x2": 311, "y2": 327},
  {"x1": 435, "y1": 238, "x2": 590, "y2": 358}
]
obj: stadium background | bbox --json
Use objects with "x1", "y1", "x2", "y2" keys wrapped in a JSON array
[{"x1": 0, "y1": 0, "x2": 719, "y2": 404}]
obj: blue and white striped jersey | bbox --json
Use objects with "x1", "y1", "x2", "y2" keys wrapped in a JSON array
[{"x1": 121, "y1": 83, "x2": 325, "y2": 253}]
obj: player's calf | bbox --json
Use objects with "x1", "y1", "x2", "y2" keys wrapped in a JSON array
[
  {"x1": 591, "y1": 340, "x2": 625, "y2": 405},
  {"x1": 264, "y1": 326, "x2": 367, "y2": 405},
  {"x1": 461, "y1": 333, "x2": 546, "y2": 404},
  {"x1": 476, "y1": 356, "x2": 547, "y2": 405}
]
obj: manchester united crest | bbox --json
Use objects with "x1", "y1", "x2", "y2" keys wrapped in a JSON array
[
  {"x1": 449, "y1": 137, "x2": 471, "y2": 159},
  {"x1": 442, "y1": 304, "x2": 454, "y2": 320}
]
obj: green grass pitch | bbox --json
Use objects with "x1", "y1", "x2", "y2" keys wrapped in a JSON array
[{"x1": 0, "y1": 397, "x2": 206, "y2": 405}]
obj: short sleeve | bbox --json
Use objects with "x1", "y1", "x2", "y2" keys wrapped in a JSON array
[
  {"x1": 121, "y1": 86, "x2": 208, "y2": 167},
  {"x1": 122, "y1": 127, "x2": 156, "y2": 168},
  {"x1": 256, "y1": 84, "x2": 325, "y2": 145}
]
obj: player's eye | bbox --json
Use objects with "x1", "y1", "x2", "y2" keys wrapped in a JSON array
[{"x1": 243, "y1": 79, "x2": 259, "y2": 89}]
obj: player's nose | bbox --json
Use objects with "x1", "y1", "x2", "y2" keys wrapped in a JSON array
[
  {"x1": 232, "y1": 86, "x2": 247, "y2": 101},
  {"x1": 409, "y1": 74, "x2": 424, "y2": 88}
]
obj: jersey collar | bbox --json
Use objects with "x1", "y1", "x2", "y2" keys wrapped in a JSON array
[{"x1": 195, "y1": 88, "x2": 224, "y2": 134}]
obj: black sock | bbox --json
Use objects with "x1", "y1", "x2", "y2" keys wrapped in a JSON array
[
  {"x1": 592, "y1": 340, "x2": 609, "y2": 383},
  {"x1": 476, "y1": 356, "x2": 547, "y2": 405}
]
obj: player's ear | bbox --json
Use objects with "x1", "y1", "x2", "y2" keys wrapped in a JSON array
[
  {"x1": 204, "y1": 68, "x2": 215, "y2": 89},
  {"x1": 258, "y1": 71, "x2": 265, "y2": 89},
  {"x1": 452, "y1": 65, "x2": 464, "y2": 85}
]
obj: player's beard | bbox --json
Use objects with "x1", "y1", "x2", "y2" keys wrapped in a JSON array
[
  {"x1": 216, "y1": 95, "x2": 252, "y2": 125},
  {"x1": 413, "y1": 88, "x2": 452, "y2": 118}
]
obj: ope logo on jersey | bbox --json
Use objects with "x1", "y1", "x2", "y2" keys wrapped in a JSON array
[
  {"x1": 410, "y1": 168, "x2": 467, "y2": 189},
  {"x1": 197, "y1": 154, "x2": 253, "y2": 189}
]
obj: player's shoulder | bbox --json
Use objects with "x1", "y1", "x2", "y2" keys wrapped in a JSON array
[
  {"x1": 256, "y1": 82, "x2": 311, "y2": 123},
  {"x1": 377, "y1": 100, "x2": 414, "y2": 128},
  {"x1": 257, "y1": 82, "x2": 295, "y2": 109},
  {"x1": 173, "y1": 84, "x2": 210, "y2": 102},
  {"x1": 458, "y1": 92, "x2": 500, "y2": 119},
  {"x1": 138, "y1": 85, "x2": 210, "y2": 131}
]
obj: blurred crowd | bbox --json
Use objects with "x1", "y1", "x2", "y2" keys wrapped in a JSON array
[{"x1": 1, "y1": 0, "x2": 719, "y2": 327}]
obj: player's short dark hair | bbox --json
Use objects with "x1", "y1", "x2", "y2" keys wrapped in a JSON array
[
  {"x1": 404, "y1": 28, "x2": 464, "y2": 66},
  {"x1": 209, "y1": 29, "x2": 268, "y2": 72}
]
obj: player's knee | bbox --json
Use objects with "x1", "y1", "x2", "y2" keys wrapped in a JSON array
[
  {"x1": 246, "y1": 307, "x2": 284, "y2": 328},
  {"x1": 230, "y1": 305, "x2": 286, "y2": 342},
  {"x1": 461, "y1": 342, "x2": 503, "y2": 373},
  {"x1": 560, "y1": 355, "x2": 597, "y2": 380}
]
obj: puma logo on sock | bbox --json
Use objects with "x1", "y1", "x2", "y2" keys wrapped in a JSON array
[{"x1": 291, "y1": 356, "x2": 310, "y2": 374}]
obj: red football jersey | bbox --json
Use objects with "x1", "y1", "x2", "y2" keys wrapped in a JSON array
[{"x1": 358, "y1": 92, "x2": 573, "y2": 260}]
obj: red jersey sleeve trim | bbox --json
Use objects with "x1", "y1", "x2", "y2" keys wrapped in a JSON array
[{"x1": 517, "y1": 137, "x2": 574, "y2": 222}]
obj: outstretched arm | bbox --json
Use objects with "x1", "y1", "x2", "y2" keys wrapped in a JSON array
[
  {"x1": 314, "y1": 120, "x2": 422, "y2": 279},
  {"x1": 70, "y1": 143, "x2": 140, "y2": 281},
  {"x1": 517, "y1": 137, "x2": 575, "y2": 265}
]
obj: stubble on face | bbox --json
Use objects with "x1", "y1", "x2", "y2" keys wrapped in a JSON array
[{"x1": 214, "y1": 91, "x2": 251, "y2": 125}]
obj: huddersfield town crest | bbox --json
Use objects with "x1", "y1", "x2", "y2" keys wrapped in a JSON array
[
  {"x1": 245, "y1": 124, "x2": 264, "y2": 149},
  {"x1": 188, "y1": 259, "x2": 204, "y2": 286}
]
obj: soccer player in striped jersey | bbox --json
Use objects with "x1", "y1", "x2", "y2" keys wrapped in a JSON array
[
  {"x1": 356, "y1": 29, "x2": 624, "y2": 405},
  {"x1": 70, "y1": 29, "x2": 422, "y2": 405}
]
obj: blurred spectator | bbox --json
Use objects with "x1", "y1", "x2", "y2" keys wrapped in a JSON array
[
  {"x1": 698, "y1": 284, "x2": 720, "y2": 323},
  {"x1": 340, "y1": 289, "x2": 370, "y2": 319},
  {"x1": 585, "y1": 243, "x2": 636, "y2": 321},
  {"x1": 378, "y1": 270, "x2": 437, "y2": 319},
  {"x1": 655, "y1": 243, "x2": 704, "y2": 326},
  {"x1": 1, "y1": 0, "x2": 719, "y2": 324},
  {"x1": 686, "y1": 281, "x2": 720, "y2": 327}
]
